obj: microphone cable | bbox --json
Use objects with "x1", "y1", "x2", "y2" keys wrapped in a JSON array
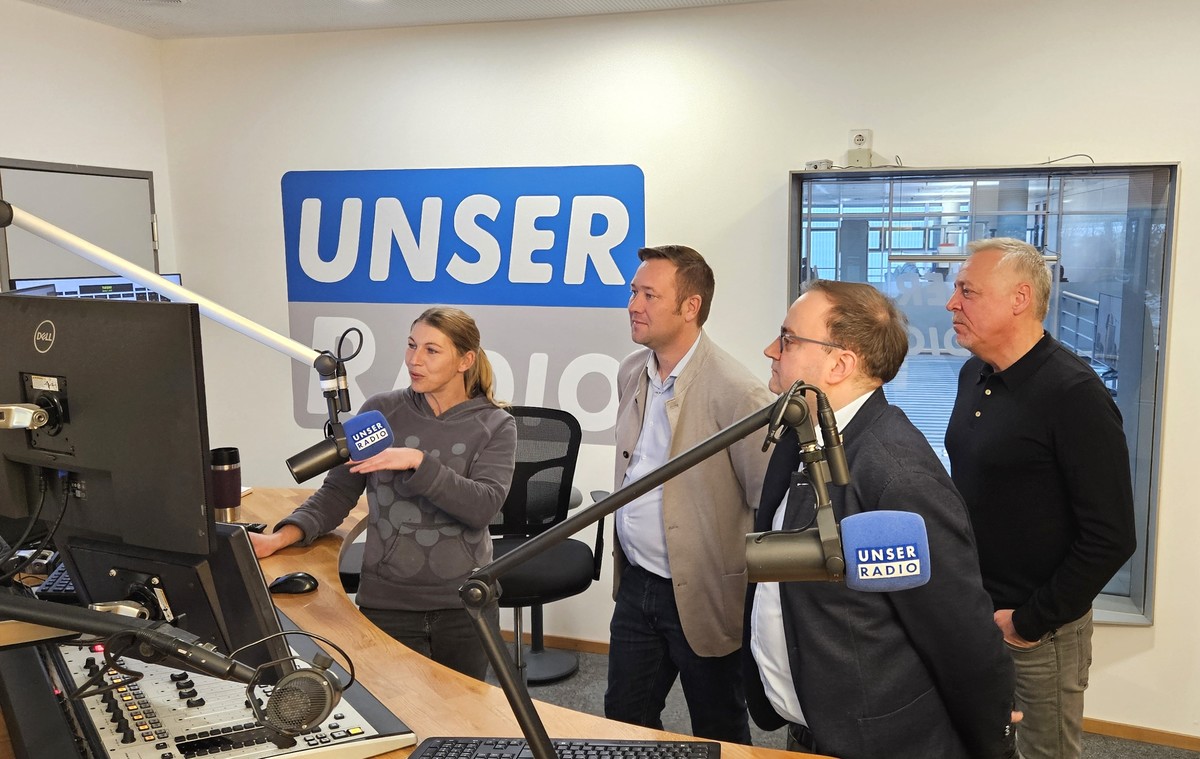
[
  {"x1": 333, "y1": 327, "x2": 364, "y2": 414},
  {"x1": 762, "y1": 380, "x2": 818, "y2": 453},
  {"x1": 65, "y1": 630, "x2": 151, "y2": 700}
]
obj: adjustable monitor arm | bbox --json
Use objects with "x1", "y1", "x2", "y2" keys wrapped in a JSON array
[
  {"x1": 459, "y1": 380, "x2": 846, "y2": 759},
  {"x1": 0, "y1": 200, "x2": 345, "y2": 424}
]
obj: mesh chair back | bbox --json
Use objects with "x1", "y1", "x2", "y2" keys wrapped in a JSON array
[{"x1": 490, "y1": 406, "x2": 582, "y2": 538}]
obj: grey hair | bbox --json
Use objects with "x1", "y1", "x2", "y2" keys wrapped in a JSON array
[{"x1": 966, "y1": 237, "x2": 1052, "y2": 320}]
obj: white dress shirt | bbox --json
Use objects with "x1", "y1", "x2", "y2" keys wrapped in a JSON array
[
  {"x1": 750, "y1": 389, "x2": 872, "y2": 725},
  {"x1": 614, "y1": 335, "x2": 701, "y2": 579}
]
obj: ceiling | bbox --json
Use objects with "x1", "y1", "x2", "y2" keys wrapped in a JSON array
[{"x1": 19, "y1": 0, "x2": 771, "y2": 39}]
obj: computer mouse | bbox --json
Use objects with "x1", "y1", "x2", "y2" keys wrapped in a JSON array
[{"x1": 268, "y1": 571, "x2": 319, "y2": 595}]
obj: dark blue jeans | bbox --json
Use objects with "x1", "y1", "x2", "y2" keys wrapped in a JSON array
[
  {"x1": 359, "y1": 605, "x2": 497, "y2": 682},
  {"x1": 604, "y1": 565, "x2": 751, "y2": 743}
]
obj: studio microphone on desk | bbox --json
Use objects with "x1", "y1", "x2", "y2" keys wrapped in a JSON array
[
  {"x1": 286, "y1": 410, "x2": 394, "y2": 483},
  {"x1": 62, "y1": 607, "x2": 345, "y2": 739},
  {"x1": 133, "y1": 626, "x2": 345, "y2": 737},
  {"x1": 747, "y1": 510, "x2": 930, "y2": 591},
  {"x1": 0, "y1": 592, "x2": 348, "y2": 738},
  {"x1": 131, "y1": 626, "x2": 257, "y2": 683}
]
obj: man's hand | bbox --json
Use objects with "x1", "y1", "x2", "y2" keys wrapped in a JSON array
[{"x1": 994, "y1": 608, "x2": 1038, "y2": 648}]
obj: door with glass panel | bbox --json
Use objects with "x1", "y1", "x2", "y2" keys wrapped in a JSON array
[{"x1": 789, "y1": 165, "x2": 1174, "y2": 620}]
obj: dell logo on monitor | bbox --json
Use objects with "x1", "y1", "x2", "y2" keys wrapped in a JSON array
[{"x1": 33, "y1": 320, "x2": 55, "y2": 353}]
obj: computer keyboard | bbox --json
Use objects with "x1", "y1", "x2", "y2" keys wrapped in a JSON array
[
  {"x1": 34, "y1": 562, "x2": 78, "y2": 603},
  {"x1": 411, "y1": 737, "x2": 720, "y2": 759}
]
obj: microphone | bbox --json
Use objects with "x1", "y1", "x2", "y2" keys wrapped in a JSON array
[
  {"x1": 132, "y1": 626, "x2": 257, "y2": 683},
  {"x1": 285, "y1": 410, "x2": 394, "y2": 482},
  {"x1": 746, "y1": 510, "x2": 930, "y2": 592},
  {"x1": 133, "y1": 626, "x2": 345, "y2": 737},
  {"x1": 344, "y1": 409, "x2": 393, "y2": 461},
  {"x1": 286, "y1": 427, "x2": 348, "y2": 483},
  {"x1": 334, "y1": 360, "x2": 352, "y2": 414}
]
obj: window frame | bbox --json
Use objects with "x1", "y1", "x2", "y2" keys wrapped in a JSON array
[{"x1": 789, "y1": 163, "x2": 1177, "y2": 626}]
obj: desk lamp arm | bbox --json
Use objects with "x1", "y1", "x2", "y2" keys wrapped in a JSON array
[
  {"x1": 0, "y1": 200, "x2": 354, "y2": 482},
  {"x1": 0, "y1": 200, "x2": 342, "y2": 400}
]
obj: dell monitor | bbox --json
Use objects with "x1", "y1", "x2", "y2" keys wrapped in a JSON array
[{"x1": 0, "y1": 295, "x2": 289, "y2": 677}]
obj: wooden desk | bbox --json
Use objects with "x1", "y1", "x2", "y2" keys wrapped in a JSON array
[{"x1": 0, "y1": 489, "x2": 810, "y2": 759}]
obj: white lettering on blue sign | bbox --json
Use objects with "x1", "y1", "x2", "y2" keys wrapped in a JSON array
[{"x1": 283, "y1": 165, "x2": 645, "y2": 307}]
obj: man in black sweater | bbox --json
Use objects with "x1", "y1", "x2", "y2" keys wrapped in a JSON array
[{"x1": 945, "y1": 238, "x2": 1137, "y2": 759}]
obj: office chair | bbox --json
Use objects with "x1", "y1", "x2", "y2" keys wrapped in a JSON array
[{"x1": 490, "y1": 406, "x2": 602, "y2": 684}]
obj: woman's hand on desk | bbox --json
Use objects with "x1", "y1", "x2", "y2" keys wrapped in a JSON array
[
  {"x1": 248, "y1": 524, "x2": 303, "y2": 559},
  {"x1": 348, "y1": 447, "x2": 424, "y2": 475}
]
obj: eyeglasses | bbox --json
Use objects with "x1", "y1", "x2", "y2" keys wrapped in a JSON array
[{"x1": 778, "y1": 329, "x2": 844, "y2": 353}]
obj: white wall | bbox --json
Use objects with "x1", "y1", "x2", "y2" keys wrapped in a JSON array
[
  {"x1": 4, "y1": 0, "x2": 1200, "y2": 739},
  {"x1": 0, "y1": 0, "x2": 178, "y2": 263}
]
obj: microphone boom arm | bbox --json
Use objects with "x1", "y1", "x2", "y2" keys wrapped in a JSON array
[
  {"x1": 0, "y1": 589, "x2": 255, "y2": 682},
  {"x1": 459, "y1": 380, "x2": 846, "y2": 759},
  {"x1": 0, "y1": 201, "x2": 337, "y2": 379},
  {"x1": 460, "y1": 399, "x2": 776, "y2": 759},
  {"x1": 789, "y1": 391, "x2": 845, "y2": 579}
]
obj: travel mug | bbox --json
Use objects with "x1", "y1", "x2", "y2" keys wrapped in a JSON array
[{"x1": 211, "y1": 446, "x2": 242, "y2": 522}]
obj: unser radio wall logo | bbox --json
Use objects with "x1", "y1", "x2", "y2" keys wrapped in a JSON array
[{"x1": 282, "y1": 165, "x2": 645, "y2": 443}]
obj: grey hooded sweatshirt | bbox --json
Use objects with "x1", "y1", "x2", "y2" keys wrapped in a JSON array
[{"x1": 277, "y1": 388, "x2": 516, "y2": 611}]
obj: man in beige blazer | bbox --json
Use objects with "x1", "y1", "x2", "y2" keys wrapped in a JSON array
[{"x1": 604, "y1": 244, "x2": 774, "y2": 743}]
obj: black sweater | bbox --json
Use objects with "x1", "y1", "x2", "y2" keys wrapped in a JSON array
[{"x1": 945, "y1": 333, "x2": 1137, "y2": 641}]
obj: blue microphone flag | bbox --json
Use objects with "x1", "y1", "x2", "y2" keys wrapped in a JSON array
[
  {"x1": 842, "y1": 510, "x2": 930, "y2": 592},
  {"x1": 344, "y1": 410, "x2": 394, "y2": 461}
]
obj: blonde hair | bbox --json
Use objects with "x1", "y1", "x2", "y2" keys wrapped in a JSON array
[{"x1": 412, "y1": 307, "x2": 506, "y2": 407}]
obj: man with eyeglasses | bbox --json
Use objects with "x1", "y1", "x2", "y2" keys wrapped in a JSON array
[
  {"x1": 744, "y1": 279, "x2": 1019, "y2": 758},
  {"x1": 606, "y1": 244, "x2": 774, "y2": 743}
]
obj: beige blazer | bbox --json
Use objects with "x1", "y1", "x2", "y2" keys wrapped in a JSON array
[{"x1": 612, "y1": 332, "x2": 775, "y2": 657}]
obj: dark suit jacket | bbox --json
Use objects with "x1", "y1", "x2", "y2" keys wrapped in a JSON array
[{"x1": 744, "y1": 389, "x2": 1016, "y2": 759}]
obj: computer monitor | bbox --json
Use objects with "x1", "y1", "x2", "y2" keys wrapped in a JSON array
[
  {"x1": 7, "y1": 272, "x2": 183, "y2": 301},
  {"x1": 5, "y1": 283, "x2": 58, "y2": 297},
  {"x1": 0, "y1": 295, "x2": 291, "y2": 678}
]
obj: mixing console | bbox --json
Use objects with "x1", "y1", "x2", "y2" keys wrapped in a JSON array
[{"x1": 46, "y1": 641, "x2": 415, "y2": 759}]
